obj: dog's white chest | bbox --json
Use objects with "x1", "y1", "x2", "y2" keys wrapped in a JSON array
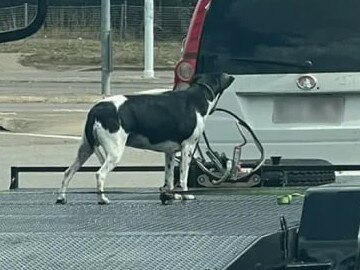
[{"x1": 183, "y1": 112, "x2": 206, "y2": 145}]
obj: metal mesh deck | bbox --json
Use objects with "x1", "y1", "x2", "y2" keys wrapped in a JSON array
[{"x1": 0, "y1": 189, "x2": 303, "y2": 270}]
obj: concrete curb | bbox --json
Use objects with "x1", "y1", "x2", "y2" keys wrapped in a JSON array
[
  {"x1": 0, "y1": 95, "x2": 101, "y2": 104},
  {"x1": 78, "y1": 66, "x2": 174, "y2": 72},
  {"x1": 0, "y1": 74, "x2": 174, "y2": 84},
  {"x1": 0, "y1": 66, "x2": 174, "y2": 84},
  {"x1": 0, "y1": 79, "x2": 174, "y2": 85},
  {"x1": 0, "y1": 88, "x2": 173, "y2": 104}
]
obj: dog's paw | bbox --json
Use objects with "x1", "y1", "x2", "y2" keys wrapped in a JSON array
[
  {"x1": 55, "y1": 197, "x2": 67, "y2": 205},
  {"x1": 183, "y1": 194, "x2": 196, "y2": 200},
  {"x1": 98, "y1": 197, "x2": 111, "y2": 205},
  {"x1": 98, "y1": 200, "x2": 110, "y2": 205},
  {"x1": 160, "y1": 191, "x2": 174, "y2": 205},
  {"x1": 174, "y1": 193, "x2": 196, "y2": 200},
  {"x1": 173, "y1": 193, "x2": 183, "y2": 200}
]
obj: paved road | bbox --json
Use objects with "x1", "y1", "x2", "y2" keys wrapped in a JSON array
[
  {"x1": 0, "y1": 103, "x2": 91, "y2": 112},
  {"x1": 0, "y1": 79, "x2": 169, "y2": 191},
  {"x1": 0, "y1": 81, "x2": 172, "y2": 96},
  {"x1": 0, "y1": 69, "x2": 174, "y2": 83}
]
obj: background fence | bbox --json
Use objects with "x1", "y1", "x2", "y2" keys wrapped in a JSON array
[{"x1": 0, "y1": 4, "x2": 194, "y2": 42}]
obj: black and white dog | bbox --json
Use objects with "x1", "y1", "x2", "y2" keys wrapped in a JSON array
[{"x1": 56, "y1": 73, "x2": 234, "y2": 205}]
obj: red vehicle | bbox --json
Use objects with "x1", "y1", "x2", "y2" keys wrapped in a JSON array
[{"x1": 174, "y1": 0, "x2": 210, "y2": 90}]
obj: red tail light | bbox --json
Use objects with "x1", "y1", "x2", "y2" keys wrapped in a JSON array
[
  {"x1": 174, "y1": 0, "x2": 211, "y2": 90},
  {"x1": 176, "y1": 61, "x2": 195, "y2": 82}
]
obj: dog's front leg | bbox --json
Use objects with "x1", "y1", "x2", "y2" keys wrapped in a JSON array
[
  {"x1": 160, "y1": 153, "x2": 176, "y2": 204},
  {"x1": 164, "y1": 153, "x2": 176, "y2": 191},
  {"x1": 175, "y1": 144, "x2": 196, "y2": 200}
]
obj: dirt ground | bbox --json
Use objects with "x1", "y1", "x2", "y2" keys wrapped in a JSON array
[
  {"x1": 0, "y1": 39, "x2": 180, "y2": 70},
  {"x1": 0, "y1": 53, "x2": 35, "y2": 72}
]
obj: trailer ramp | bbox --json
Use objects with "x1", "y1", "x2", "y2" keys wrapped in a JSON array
[{"x1": 0, "y1": 189, "x2": 303, "y2": 270}]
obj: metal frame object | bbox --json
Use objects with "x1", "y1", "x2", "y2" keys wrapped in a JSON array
[
  {"x1": 10, "y1": 164, "x2": 360, "y2": 190},
  {"x1": 0, "y1": 0, "x2": 48, "y2": 44},
  {"x1": 10, "y1": 165, "x2": 165, "y2": 189},
  {"x1": 194, "y1": 108, "x2": 266, "y2": 185}
]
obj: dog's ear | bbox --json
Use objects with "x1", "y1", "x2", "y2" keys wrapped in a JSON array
[
  {"x1": 192, "y1": 73, "x2": 216, "y2": 86},
  {"x1": 220, "y1": 73, "x2": 235, "y2": 90},
  {"x1": 191, "y1": 74, "x2": 202, "y2": 84}
]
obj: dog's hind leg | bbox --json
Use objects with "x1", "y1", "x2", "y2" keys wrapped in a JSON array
[
  {"x1": 95, "y1": 129, "x2": 127, "y2": 205},
  {"x1": 56, "y1": 138, "x2": 93, "y2": 204},
  {"x1": 94, "y1": 146, "x2": 105, "y2": 164}
]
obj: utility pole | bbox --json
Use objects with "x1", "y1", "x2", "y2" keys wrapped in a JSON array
[
  {"x1": 143, "y1": 0, "x2": 154, "y2": 78},
  {"x1": 101, "y1": 0, "x2": 112, "y2": 96},
  {"x1": 24, "y1": 3, "x2": 28, "y2": 27}
]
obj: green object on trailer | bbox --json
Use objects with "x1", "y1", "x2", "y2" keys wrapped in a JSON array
[{"x1": 277, "y1": 193, "x2": 305, "y2": 205}]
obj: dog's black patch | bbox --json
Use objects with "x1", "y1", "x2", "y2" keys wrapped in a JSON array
[
  {"x1": 85, "y1": 101, "x2": 119, "y2": 148},
  {"x1": 84, "y1": 73, "x2": 235, "y2": 150},
  {"x1": 119, "y1": 87, "x2": 209, "y2": 145},
  {"x1": 0, "y1": 125, "x2": 10, "y2": 132}
]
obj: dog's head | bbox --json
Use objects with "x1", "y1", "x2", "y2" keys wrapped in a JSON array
[{"x1": 192, "y1": 73, "x2": 235, "y2": 98}]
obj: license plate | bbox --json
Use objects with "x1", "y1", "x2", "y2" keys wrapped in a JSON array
[{"x1": 273, "y1": 96, "x2": 344, "y2": 124}]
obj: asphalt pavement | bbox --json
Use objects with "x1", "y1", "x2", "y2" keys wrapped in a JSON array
[
  {"x1": 0, "y1": 68, "x2": 172, "y2": 191},
  {"x1": 0, "y1": 69, "x2": 174, "y2": 101}
]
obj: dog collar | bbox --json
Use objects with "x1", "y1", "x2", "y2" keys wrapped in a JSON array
[{"x1": 196, "y1": 82, "x2": 216, "y2": 101}]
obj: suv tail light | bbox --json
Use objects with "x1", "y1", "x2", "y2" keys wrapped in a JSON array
[
  {"x1": 174, "y1": 0, "x2": 211, "y2": 90},
  {"x1": 176, "y1": 61, "x2": 195, "y2": 82}
]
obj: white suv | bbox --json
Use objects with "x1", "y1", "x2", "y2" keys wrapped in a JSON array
[{"x1": 174, "y1": 0, "x2": 360, "y2": 166}]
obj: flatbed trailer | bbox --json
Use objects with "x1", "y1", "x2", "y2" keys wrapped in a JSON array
[{"x1": 0, "y1": 188, "x2": 304, "y2": 270}]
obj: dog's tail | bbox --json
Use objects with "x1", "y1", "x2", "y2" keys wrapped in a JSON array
[
  {"x1": 84, "y1": 111, "x2": 105, "y2": 163},
  {"x1": 84, "y1": 108, "x2": 97, "y2": 150},
  {"x1": 84, "y1": 102, "x2": 121, "y2": 150}
]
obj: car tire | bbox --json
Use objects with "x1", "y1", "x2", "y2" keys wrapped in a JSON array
[{"x1": 262, "y1": 159, "x2": 336, "y2": 187}]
